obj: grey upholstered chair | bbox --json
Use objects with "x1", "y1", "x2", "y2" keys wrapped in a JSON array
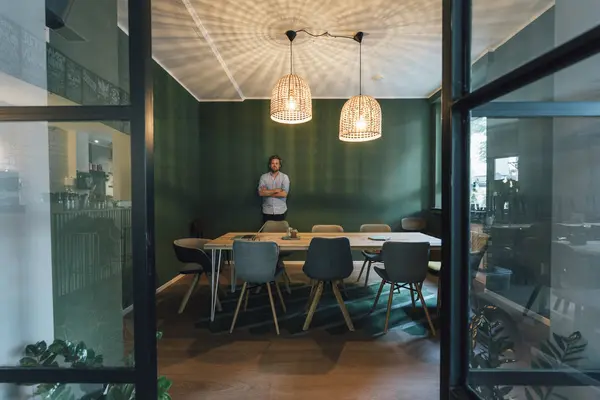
[
  {"x1": 259, "y1": 220, "x2": 292, "y2": 292},
  {"x1": 230, "y1": 240, "x2": 286, "y2": 335},
  {"x1": 303, "y1": 237, "x2": 355, "y2": 331},
  {"x1": 370, "y1": 241, "x2": 435, "y2": 335},
  {"x1": 172, "y1": 238, "x2": 222, "y2": 314},
  {"x1": 311, "y1": 224, "x2": 344, "y2": 233},
  {"x1": 357, "y1": 224, "x2": 392, "y2": 286}
]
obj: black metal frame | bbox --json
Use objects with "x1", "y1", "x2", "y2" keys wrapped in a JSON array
[
  {"x1": 440, "y1": 0, "x2": 471, "y2": 397},
  {"x1": 442, "y1": 0, "x2": 600, "y2": 398},
  {"x1": 0, "y1": 0, "x2": 157, "y2": 396},
  {"x1": 472, "y1": 102, "x2": 600, "y2": 118}
]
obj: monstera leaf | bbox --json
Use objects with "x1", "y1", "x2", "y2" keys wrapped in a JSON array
[
  {"x1": 469, "y1": 305, "x2": 516, "y2": 400},
  {"x1": 18, "y1": 332, "x2": 171, "y2": 399},
  {"x1": 525, "y1": 332, "x2": 587, "y2": 400}
]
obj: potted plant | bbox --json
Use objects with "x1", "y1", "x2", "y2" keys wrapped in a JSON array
[{"x1": 19, "y1": 332, "x2": 171, "y2": 399}]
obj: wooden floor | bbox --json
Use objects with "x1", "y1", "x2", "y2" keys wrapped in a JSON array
[{"x1": 150, "y1": 262, "x2": 441, "y2": 400}]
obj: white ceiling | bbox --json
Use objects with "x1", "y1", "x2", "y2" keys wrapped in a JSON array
[{"x1": 118, "y1": 0, "x2": 554, "y2": 101}]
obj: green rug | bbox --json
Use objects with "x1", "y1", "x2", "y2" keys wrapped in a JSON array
[{"x1": 195, "y1": 281, "x2": 438, "y2": 336}]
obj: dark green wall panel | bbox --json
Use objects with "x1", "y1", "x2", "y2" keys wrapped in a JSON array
[
  {"x1": 198, "y1": 99, "x2": 432, "y2": 243},
  {"x1": 153, "y1": 63, "x2": 201, "y2": 287}
]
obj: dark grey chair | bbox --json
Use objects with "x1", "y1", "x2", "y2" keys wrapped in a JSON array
[
  {"x1": 357, "y1": 224, "x2": 392, "y2": 286},
  {"x1": 370, "y1": 241, "x2": 435, "y2": 335},
  {"x1": 261, "y1": 220, "x2": 292, "y2": 292},
  {"x1": 173, "y1": 238, "x2": 222, "y2": 314},
  {"x1": 303, "y1": 237, "x2": 355, "y2": 331},
  {"x1": 230, "y1": 240, "x2": 286, "y2": 335}
]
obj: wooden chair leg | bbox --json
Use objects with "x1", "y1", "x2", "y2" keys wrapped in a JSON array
[
  {"x1": 303, "y1": 281, "x2": 324, "y2": 331},
  {"x1": 409, "y1": 283, "x2": 417, "y2": 310},
  {"x1": 229, "y1": 282, "x2": 247, "y2": 333},
  {"x1": 282, "y1": 269, "x2": 292, "y2": 294},
  {"x1": 275, "y1": 280, "x2": 286, "y2": 313},
  {"x1": 416, "y1": 285, "x2": 436, "y2": 336},
  {"x1": 364, "y1": 261, "x2": 373, "y2": 287},
  {"x1": 332, "y1": 281, "x2": 354, "y2": 331},
  {"x1": 370, "y1": 281, "x2": 386, "y2": 313},
  {"x1": 266, "y1": 283, "x2": 280, "y2": 335},
  {"x1": 178, "y1": 273, "x2": 200, "y2": 314},
  {"x1": 384, "y1": 282, "x2": 395, "y2": 333},
  {"x1": 305, "y1": 279, "x2": 317, "y2": 312},
  {"x1": 357, "y1": 258, "x2": 368, "y2": 282}
]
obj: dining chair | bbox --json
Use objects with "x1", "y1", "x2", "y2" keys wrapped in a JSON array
[
  {"x1": 248, "y1": 220, "x2": 291, "y2": 294},
  {"x1": 401, "y1": 217, "x2": 426, "y2": 232},
  {"x1": 262, "y1": 220, "x2": 290, "y2": 233},
  {"x1": 303, "y1": 237, "x2": 355, "y2": 331},
  {"x1": 429, "y1": 231, "x2": 488, "y2": 313},
  {"x1": 172, "y1": 238, "x2": 222, "y2": 314},
  {"x1": 230, "y1": 240, "x2": 286, "y2": 335},
  {"x1": 370, "y1": 241, "x2": 435, "y2": 335},
  {"x1": 311, "y1": 224, "x2": 344, "y2": 233},
  {"x1": 357, "y1": 224, "x2": 392, "y2": 286}
]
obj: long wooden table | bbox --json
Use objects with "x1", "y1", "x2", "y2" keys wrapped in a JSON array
[{"x1": 204, "y1": 232, "x2": 442, "y2": 321}]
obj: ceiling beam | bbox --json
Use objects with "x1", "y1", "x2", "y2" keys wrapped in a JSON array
[{"x1": 180, "y1": 0, "x2": 245, "y2": 101}]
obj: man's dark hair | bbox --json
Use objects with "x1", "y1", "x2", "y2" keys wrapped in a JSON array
[{"x1": 267, "y1": 154, "x2": 283, "y2": 170}]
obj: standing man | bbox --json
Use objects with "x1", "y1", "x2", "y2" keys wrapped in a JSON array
[{"x1": 258, "y1": 155, "x2": 290, "y2": 223}]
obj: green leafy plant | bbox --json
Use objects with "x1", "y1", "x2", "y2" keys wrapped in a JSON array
[
  {"x1": 525, "y1": 331, "x2": 587, "y2": 400},
  {"x1": 469, "y1": 305, "x2": 517, "y2": 400},
  {"x1": 19, "y1": 332, "x2": 171, "y2": 400}
]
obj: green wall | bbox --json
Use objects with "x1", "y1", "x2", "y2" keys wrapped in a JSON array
[
  {"x1": 198, "y1": 99, "x2": 432, "y2": 243},
  {"x1": 153, "y1": 63, "x2": 202, "y2": 287}
]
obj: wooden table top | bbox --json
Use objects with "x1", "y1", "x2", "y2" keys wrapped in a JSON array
[{"x1": 204, "y1": 232, "x2": 442, "y2": 251}]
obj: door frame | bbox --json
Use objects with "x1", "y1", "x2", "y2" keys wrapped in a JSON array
[
  {"x1": 440, "y1": 0, "x2": 600, "y2": 398},
  {"x1": 0, "y1": 0, "x2": 158, "y2": 397}
]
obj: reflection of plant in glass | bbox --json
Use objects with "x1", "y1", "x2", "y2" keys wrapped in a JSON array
[
  {"x1": 470, "y1": 305, "x2": 516, "y2": 400},
  {"x1": 525, "y1": 331, "x2": 587, "y2": 400},
  {"x1": 19, "y1": 332, "x2": 171, "y2": 399}
]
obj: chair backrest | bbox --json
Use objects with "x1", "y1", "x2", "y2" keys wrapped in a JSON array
[
  {"x1": 173, "y1": 238, "x2": 212, "y2": 269},
  {"x1": 311, "y1": 224, "x2": 344, "y2": 233},
  {"x1": 381, "y1": 241, "x2": 430, "y2": 283},
  {"x1": 262, "y1": 220, "x2": 290, "y2": 233},
  {"x1": 360, "y1": 224, "x2": 392, "y2": 233},
  {"x1": 401, "y1": 217, "x2": 426, "y2": 232},
  {"x1": 303, "y1": 237, "x2": 354, "y2": 280},
  {"x1": 232, "y1": 240, "x2": 279, "y2": 283},
  {"x1": 469, "y1": 243, "x2": 488, "y2": 277}
]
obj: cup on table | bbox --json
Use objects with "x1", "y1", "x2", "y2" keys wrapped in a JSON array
[{"x1": 291, "y1": 229, "x2": 298, "y2": 238}]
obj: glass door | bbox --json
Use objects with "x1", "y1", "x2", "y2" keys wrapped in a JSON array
[
  {"x1": 0, "y1": 0, "x2": 157, "y2": 398},
  {"x1": 441, "y1": 0, "x2": 600, "y2": 399}
]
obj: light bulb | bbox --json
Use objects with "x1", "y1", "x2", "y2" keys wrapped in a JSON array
[
  {"x1": 287, "y1": 97, "x2": 296, "y2": 111},
  {"x1": 356, "y1": 116, "x2": 366, "y2": 130}
]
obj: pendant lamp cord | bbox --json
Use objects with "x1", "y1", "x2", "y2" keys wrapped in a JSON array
[
  {"x1": 359, "y1": 41, "x2": 362, "y2": 96},
  {"x1": 358, "y1": 40, "x2": 362, "y2": 121},
  {"x1": 290, "y1": 40, "x2": 293, "y2": 75}
]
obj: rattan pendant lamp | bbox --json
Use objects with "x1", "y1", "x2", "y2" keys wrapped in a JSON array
[
  {"x1": 270, "y1": 30, "x2": 312, "y2": 124},
  {"x1": 339, "y1": 32, "x2": 382, "y2": 142}
]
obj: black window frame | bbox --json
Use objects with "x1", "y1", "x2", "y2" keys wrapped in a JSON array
[
  {"x1": 0, "y1": 0, "x2": 157, "y2": 397},
  {"x1": 441, "y1": 0, "x2": 600, "y2": 398}
]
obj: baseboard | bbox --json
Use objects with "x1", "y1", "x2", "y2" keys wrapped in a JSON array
[{"x1": 121, "y1": 274, "x2": 186, "y2": 316}]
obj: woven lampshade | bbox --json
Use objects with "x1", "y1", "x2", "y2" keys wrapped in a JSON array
[
  {"x1": 339, "y1": 94, "x2": 382, "y2": 142},
  {"x1": 270, "y1": 74, "x2": 312, "y2": 124}
]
